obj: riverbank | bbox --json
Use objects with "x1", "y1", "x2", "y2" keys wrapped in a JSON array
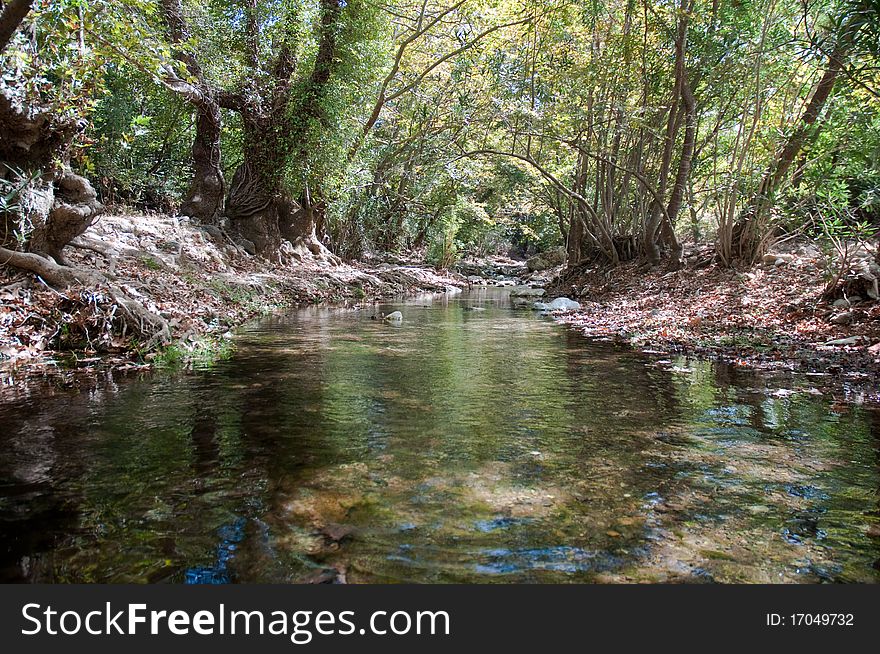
[
  {"x1": 1, "y1": 211, "x2": 465, "y2": 374},
  {"x1": 547, "y1": 245, "x2": 880, "y2": 393},
  {"x1": 5, "y1": 216, "x2": 879, "y2": 395}
]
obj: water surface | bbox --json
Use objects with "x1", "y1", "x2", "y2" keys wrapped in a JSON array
[{"x1": 1, "y1": 288, "x2": 878, "y2": 583}]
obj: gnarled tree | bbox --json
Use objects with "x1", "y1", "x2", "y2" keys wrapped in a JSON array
[
  {"x1": 158, "y1": 0, "x2": 225, "y2": 224},
  {"x1": 1, "y1": 0, "x2": 102, "y2": 264}
]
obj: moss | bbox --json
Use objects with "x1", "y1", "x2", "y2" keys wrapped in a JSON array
[
  {"x1": 151, "y1": 336, "x2": 236, "y2": 369},
  {"x1": 699, "y1": 549, "x2": 737, "y2": 561},
  {"x1": 141, "y1": 255, "x2": 162, "y2": 270}
]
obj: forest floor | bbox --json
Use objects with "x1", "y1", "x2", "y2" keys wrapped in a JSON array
[
  {"x1": 0, "y1": 211, "x2": 464, "y2": 375},
  {"x1": 548, "y1": 241, "x2": 880, "y2": 397}
]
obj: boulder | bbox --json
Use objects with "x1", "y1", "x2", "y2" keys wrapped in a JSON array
[
  {"x1": 532, "y1": 297, "x2": 581, "y2": 312},
  {"x1": 383, "y1": 311, "x2": 403, "y2": 323},
  {"x1": 547, "y1": 297, "x2": 581, "y2": 311},
  {"x1": 200, "y1": 225, "x2": 223, "y2": 240},
  {"x1": 830, "y1": 311, "x2": 854, "y2": 325},
  {"x1": 526, "y1": 246, "x2": 566, "y2": 272},
  {"x1": 235, "y1": 237, "x2": 257, "y2": 255}
]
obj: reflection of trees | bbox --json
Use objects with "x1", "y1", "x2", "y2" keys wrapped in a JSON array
[
  {"x1": 1, "y1": 299, "x2": 878, "y2": 582},
  {"x1": 0, "y1": 386, "x2": 102, "y2": 581}
]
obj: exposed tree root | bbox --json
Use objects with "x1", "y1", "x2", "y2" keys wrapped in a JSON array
[
  {"x1": 286, "y1": 234, "x2": 343, "y2": 266},
  {"x1": 0, "y1": 245, "x2": 170, "y2": 347},
  {"x1": 375, "y1": 267, "x2": 452, "y2": 292}
]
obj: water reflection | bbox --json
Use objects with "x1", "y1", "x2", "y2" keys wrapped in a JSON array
[{"x1": 0, "y1": 289, "x2": 877, "y2": 583}]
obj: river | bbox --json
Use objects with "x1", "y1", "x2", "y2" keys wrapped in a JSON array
[{"x1": 0, "y1": 288, "x2": 877, "y2": 582}]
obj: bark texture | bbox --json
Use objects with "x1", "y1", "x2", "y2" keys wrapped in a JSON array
[
  {"x1": 0, "y1": 0, "x2": 32, "y2": 53},
  {"x1": 159, "y1": 0, "x2": 225, "y2": 224}
]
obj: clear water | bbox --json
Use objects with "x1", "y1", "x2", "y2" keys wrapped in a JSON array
[{"x1": 1, "y1": 288, "x2": 878, "y2": 583}]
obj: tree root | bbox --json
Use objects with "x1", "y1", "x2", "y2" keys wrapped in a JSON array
[
  {"x1": 68, "y1": 236, "x2": 118, "y2": 274},
  {"x1": 286, "y1": 234, "x2": 343, "y2": 266},
  {"x1": 375, "y1": 267, "x2": 448, "y2": 292},
  {"x1": 0, "y1": 245, "x2": 170, "y2": 348}
]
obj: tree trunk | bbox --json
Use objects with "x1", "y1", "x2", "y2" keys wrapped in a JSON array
[
  {"x1": 159, "y1": 0, "x2": 225, "y2": 224},
  {"x1": 1, "y1": 81, "x2": 102, "y2": 262},
  {"x1": 225, "y1": 150, "x2": 283, "y2": 255},
  {"x1": 0, "y1": 0, "x2": 32, "y2": 53},
  {"x1": 27, "y1": 169, "x2": 102, "y2": 263},
  {"x1": 734, "y1": 7, "x2": 865, "y2": 261},
  {"x1": 662, "y1": 5, "x2": 696, "y2": 265},
  {"x1": 179, "y1": 97, "x2": 224, "y2": 223},
  {"x1": 224, "y1": 0, "x2": 343, "y2": 263},
  {"x1": 642, "y1": 0, "x2": 692, "y2": 265},
  {"x1": 275, "y1": 0, "x2": 341, "y2": 259}
]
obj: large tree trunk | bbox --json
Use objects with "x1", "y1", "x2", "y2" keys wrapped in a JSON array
[
  {"x1": 26, "y1": 169, "x2": 102, "y2": 263},
  {"x1": 179, "y1": 97, "x2": 224, "y2": 223},
  {"x1": 223, "y1": 0, "x2": 343, "y2": 263},
  {"x1": 225, "y1": 163, "x2": 282, "y2": 255},
  {"x1": 1, "y1": 81, "x2": 102, "y2": 263},
  {"x1": 159, "y1": 0, "x2": 225, "y2": 224},
  {"x1": 224, "y1": 112, "x2": 285, "y2": 255}
]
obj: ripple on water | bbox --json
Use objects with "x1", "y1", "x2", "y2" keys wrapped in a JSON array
[{"x1": 0, "y1": 288, "x2": 877, "y2": 583}]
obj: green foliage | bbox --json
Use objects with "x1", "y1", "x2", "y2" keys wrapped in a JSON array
[
  {"x1": 427, "y1": 199, "x2": 466, "y2": 268},
  {"x1": 4, "y1": 0, "x2": 878, "y2": 265},
  {"x1": 85, "y1": 67, "x2": 192, "y2": 209}
]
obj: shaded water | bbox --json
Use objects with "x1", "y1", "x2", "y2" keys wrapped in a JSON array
[{"x1": 1, "y1": 288, "x2": 878, "y2": 583}]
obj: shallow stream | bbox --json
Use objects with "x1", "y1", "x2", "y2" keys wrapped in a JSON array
[{"x1": 1, "y1": 288, "x2": 878, "y2": 582}]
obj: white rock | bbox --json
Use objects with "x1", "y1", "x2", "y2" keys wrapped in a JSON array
[
  {"x1": 547, "y1": 297, "x2": 581, "y2": 311},
  {"x1": 824, "y1": 336, "x2": 866, "y2": 346},
  {"x1": 383, "y1": 311, "x2": 403, "y2": 322}
]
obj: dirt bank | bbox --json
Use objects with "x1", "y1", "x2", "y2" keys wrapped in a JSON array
[
  {"x1": 548, "y1": 246, "x2": 880, "y2": 391},
  {"x1": 1, "y1": 212, "x2": 465, "y2": 374}
]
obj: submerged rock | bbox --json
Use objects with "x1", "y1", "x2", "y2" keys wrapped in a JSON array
[
  {"x1": 509, "y1": 286, "x2": 545, "y2": 297},
  {"x1": 370, "y1": 310, "x2": 403, "y2": 322}
]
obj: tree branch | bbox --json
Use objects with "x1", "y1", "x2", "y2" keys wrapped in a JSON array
[{"x1": 0, "y1": 0, "x2": 32, "y2": 54}]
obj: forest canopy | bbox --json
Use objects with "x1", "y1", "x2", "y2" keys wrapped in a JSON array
[{"x1": 1, "y1": 0, "x2": 878, "y2": 271}]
